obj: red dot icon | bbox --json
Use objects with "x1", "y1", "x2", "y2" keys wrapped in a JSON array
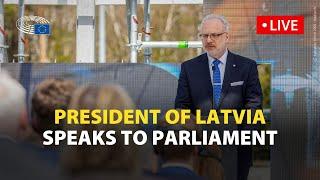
[{"x1": 262, "y1": 23, "x2": 267, "y2": 28}]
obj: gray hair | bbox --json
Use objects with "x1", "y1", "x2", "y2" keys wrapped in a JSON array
[
  {"x1": 200, "y1": 14, "x2": 230, "y2": 32},
  {"x1": 0, "y1": 71, "x2": 26, "y2": 137}
]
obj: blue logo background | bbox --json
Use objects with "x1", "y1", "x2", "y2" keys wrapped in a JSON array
[{"x1": 34, "y1": 24, "x2": 50, "y2": 35}]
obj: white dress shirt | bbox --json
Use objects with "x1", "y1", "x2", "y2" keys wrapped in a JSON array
[{"x1": 207, "y1": 49, "x2": 228, "y2": 86}]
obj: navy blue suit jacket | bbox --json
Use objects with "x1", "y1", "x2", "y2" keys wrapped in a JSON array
[
  {"x1": 175, "y1": 51, "x2": 263, "y2": 179},
  {"x1": 175, "y1": 51, "x2": 262, "y2": 114}
]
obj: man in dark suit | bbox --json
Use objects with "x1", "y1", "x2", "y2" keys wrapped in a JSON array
[{"x1": 175, "y1": 14, "x2": 263, "y2": 180}]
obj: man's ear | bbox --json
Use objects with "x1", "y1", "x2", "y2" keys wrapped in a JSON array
[
  {"x1": 18, "y1": 107, "x2": 28, "y2": 131},
  {"x1": 14, "y1": 107, "x2": 28, "y2": 139}
]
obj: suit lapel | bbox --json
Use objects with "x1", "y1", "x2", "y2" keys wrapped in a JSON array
[
  {"x1": 198, "y1": 53, "x2": 214, "y2": 107},
  {"x1": 218, "y1": 51, "x2": 236, "y2": 108}
]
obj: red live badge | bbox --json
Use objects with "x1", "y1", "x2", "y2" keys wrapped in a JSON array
[{"x1": 256, "y1": 16, "x2": 304, "y2": 34}]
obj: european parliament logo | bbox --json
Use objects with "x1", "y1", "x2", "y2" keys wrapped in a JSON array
[{"x1": 16, "y1": 16, "x2": 51, "y2": 35}]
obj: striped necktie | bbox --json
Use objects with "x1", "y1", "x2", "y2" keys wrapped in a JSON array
[{"x1": 212, "y1": 59, "x2": 222, "y2": 108}]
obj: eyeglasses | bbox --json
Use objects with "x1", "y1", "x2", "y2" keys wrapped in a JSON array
[{"x1": 199, "y1": 32, "x2": 226, "y2": 40}]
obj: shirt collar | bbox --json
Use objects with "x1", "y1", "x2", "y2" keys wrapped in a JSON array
[{"x1": 207, "y1": 49, "x2": 228, "y2": 64}]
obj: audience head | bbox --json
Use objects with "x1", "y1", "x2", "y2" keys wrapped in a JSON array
[
  {"x1": 61, "y1": 85, "x2": 141, "y2": 177},
  {"x1": 0, "y1": 71, "x2": 27, "y2": 139},
  {"x1": 195, "y1": 144, "x2": 224, "y2": 180},
  {"x1": 31, "y1": 78, "x2": 76, "y2": 134},
  {"x1": 68, "y1": 84, "x2": 134, "y2": 110},
  {"x1": 153, "y1": 112, "x2": 199, "y2": 164}
]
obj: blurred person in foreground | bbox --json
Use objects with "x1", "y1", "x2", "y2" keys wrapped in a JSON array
[
  {"x1": 61, "y1": 85, "x2": 147, "y2": 179},
  {"x1": 194, "y1": 140, "x2": 224, "y2": 180},
  {"x1": 153, "y1": 113, "x2": 204, "y2": 180},
  {"x1": 0, "y1": 71, "x2": 60, "y2": 180},
  {"x1": 31, "y1": 78, "x2": 76, "y2": 137},
  {"x1": 0, "y1": 71, "x2": 28, "y2": 141},
  {"x1": 175, "y1": 14, "x2": 263, "y2": 180},
  {"x1": 28, "y1": 78, "x2": 76, "y2": 167}
]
